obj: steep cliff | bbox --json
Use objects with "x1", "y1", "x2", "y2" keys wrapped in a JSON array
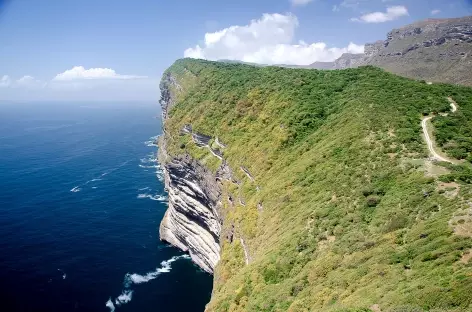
[
  {"x1": 158, "y1": 150, "x2": 222, "y2": 273},
  {"x1": 159, "y1": 58, "x2": 472, "y2": 311},
  {"x1": 158, "y1": 73, "x2": 224, "y2": 273}
]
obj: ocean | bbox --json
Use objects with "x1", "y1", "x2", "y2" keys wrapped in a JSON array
[{"x1": 0, "y1": 102, "x2": 212, "y2": 312}]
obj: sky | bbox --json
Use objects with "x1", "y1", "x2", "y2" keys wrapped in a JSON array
[{"x1": 0, "y1": 0, "x2": 470, "y2": 101}]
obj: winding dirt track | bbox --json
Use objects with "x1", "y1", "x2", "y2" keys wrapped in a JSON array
[
  {"x1": 421, "y1": 98, "x2": 458, "y2": 163},
  {"x1": 421, "y1": 116, "x2": 452, "y2": 163}
]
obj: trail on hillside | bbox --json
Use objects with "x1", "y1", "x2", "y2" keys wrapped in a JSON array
[
  {"x1": 448, "y1": 97, "x2": 458, "y2": 112},
  {"x1": 421, "y1": 98, "x2": 458, "y2": 163}
]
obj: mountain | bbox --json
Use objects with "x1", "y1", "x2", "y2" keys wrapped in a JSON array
[
  {"x1": 310, "y1": 16, "x2": 472, "y2": 86},
  {"x1": 158, "y1": 57, "x2": 472, "y2": 311},
  {"x1": 309, "y1": 53, "x2": 365, "y2": 70}
]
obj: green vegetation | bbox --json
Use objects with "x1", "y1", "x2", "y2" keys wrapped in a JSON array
[
  {"x1": 162, "y1": 58, "x2": 472, "y2": 312},
  {"x1": 433, "y1": 96, "x2": 472, "y2": 162}
]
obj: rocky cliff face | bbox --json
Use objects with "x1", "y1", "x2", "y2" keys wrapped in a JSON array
[
  {"x1": 363, "y1": 16, "x2": 472, "y2": 64},
  {"x1": 158, "y1": 149, "x2": 222, "y2": 273},
  {"x1": 158, "y1": 75, "x2": 223, "y2": 273},
  {"x1": 310, "y1": 16, "x2": 472, "y2": 86}
]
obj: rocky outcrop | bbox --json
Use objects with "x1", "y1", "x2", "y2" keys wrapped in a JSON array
[
  {"x1": 158, "y1": 151, "x2": 222, "y2": 273},
  {"x1": 363, "y1": 16, "x2": 472, "y2": 59},
  {"x1": 309, "y1": 53, "x2": 365, "y2": 70},
  {"x1": 364, "y1": 40, "x2": 385, "y2": 58},
  {"x1": 159, "y1": 72, "x2": 182, "y2": 119},
  {"x1": 305, "y1": 61, "x2": 336, "y2": 70},
  {"x1": 360, "y1": 16, "x2": 472, "y2": 86},
  {"x1": 158, "y1": 74, "x2": 228, "y2": 274},
  {"x1": 308, "y1": 16, "x2": 472, "y2": 86},
  {"x1": 192, "y1": 132, "x2": 212, "y2": 147},
  {"x1": 333, "y1": 53, "x2": 365, "y2": 69}
]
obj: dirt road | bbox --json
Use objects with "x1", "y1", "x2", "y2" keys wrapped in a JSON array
[{"x1": 421, "y1": 98, "x2": 458, "y2": 163}]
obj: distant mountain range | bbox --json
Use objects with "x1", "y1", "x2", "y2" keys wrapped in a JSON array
[{"x1": 308, "y1": 15, "x2": 472, "y2": 86}]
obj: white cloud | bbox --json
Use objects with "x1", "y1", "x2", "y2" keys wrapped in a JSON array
[
  {"x1": 0, "y1": 75, "x2": 11, "y2": 87},
  {"x1": 431, "y1": 9, "x2": 441, "y2": 15},
  {"x1": 351, "y1": 6, "x2": 409, "y2": 23},
  {"x1": 53, "y1": 66, "x2": 146, "y2": 81},
  {"x1": 15, "y1": 75, "x2": 46, "y2": 89},
  {"x1": 0, "y1": 71, "x2": 157, "y2": 101},
  {"x1": 333, "y1": 5, "x2": 340, "y2": 12},
  {"x1": 16, "y1": 75, "x2": 35, "y2": 84},
  {"x1": 184, "y1": 13, "x2": 364, "y2": 66},
  {"x1": 290, "y1": 0, "x2": 313, "y2": 6}
]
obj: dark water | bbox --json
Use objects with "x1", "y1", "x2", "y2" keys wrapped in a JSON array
[{"x1": 0, "y1": 102, "x2": 212, "y2": 312}]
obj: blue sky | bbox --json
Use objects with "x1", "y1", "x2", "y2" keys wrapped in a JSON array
[{"x1": 0, "y1": 0, "x2": 470, "y2": 101}]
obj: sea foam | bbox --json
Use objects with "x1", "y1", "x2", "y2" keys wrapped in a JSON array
[
  {"x1": 144, "y1": 135, "x2": 160, "y2": 147},
  {"x1": 106, "y1": 255, "x2": 189, "y2": 311},
  {"x1": 124, "y1": 255, "x2": 190, "y2": 287},
  {"x1": 115, "y1": 290, "x2": 133, "y2": 306},
  {"x1": 105, "y1": 299, "x2": 115, "y2": 312},
  {"x1": 137, "y1": 193, "x2": 167, "y2": 202}
]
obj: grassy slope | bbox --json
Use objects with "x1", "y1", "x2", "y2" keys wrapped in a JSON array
[{"x1": 162, "y1": 59, "x2": 472, "y2": 312}]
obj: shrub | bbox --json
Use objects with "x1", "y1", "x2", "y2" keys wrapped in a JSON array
[{"x1": 366, "y1": 196, "x2": 381, "y2": 207}]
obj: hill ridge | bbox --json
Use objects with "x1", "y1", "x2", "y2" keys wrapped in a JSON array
[{"x1": 158, "y1": 58, "x2": 472, "y2": 311}]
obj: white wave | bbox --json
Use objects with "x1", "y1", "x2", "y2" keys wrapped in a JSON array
[
  {"x1": 124, "y1": 255, "x2": 190, "y2": 287},
  {"x1": 140, "y1": 153, "x2": 158, "y2": 164},
  {"x1": 138, "y1": 164, "x2": 159, "y2": 169},
  {"x1": 115, "y1": 290, "x2": 133, "y2": 306},
  {"x1": 137, "y1": 193, "x2": 167, "y2": 202},
  {"x1": 83, "y1": 178, "x2": 102, "y2": 185},
  {"x1": 140, "y1": 158, "x2": 157, "y2": 164},
  {"x1": 70, "y1": 186, "x2": 81, "y2": 193},
  {"x1": 105, "y1": 298, "x2": 115, "y2": 312},
  {"x1": 100, "y1": 160, "x2": 131, "y2": 178},
  {"x1": 69, "y1": 160, "x2": 131, "y2": 192},
  {"x1": 106, "y1": 255, "x2": 189, "y2": 310},
  {"x1": 138, "y1": 187, "x2": 150, "y2": 191},
  {"x1": 145, "y1": 141, "x2": 158, "y2": 147},
  {"x1": 156, "y1": 167, "x2": 164, "y2": 180},
  {"x1": 144, "y1": 136, "x2": 159, "y2": 147}
]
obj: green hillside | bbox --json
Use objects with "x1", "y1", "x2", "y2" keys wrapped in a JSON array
[{"x1": 161, "y1": 58, "x2": 472, "y2": 312}]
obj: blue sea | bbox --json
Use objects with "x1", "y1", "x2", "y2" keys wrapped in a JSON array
[{"x1": 0, "y1": 102, "x2": 212, "y2": 312}]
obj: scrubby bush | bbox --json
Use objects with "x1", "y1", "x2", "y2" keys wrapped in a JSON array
[{"x1": 367, "y1": 196, "x2": 381, "y2": 207}]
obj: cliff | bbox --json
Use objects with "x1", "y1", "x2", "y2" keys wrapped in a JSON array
[
  {"x1": 158, "y1": 58, "x2": 472, "y2": 311},
  {"x1": 158, "y1": 151, "x2": 222, "y2": 273},
  {"x1": 158, "y1": 73, "x2": 224, "y2": 273},
  {"x1": 309, "y1": 16, "x2": 472, "y2": 86}
]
